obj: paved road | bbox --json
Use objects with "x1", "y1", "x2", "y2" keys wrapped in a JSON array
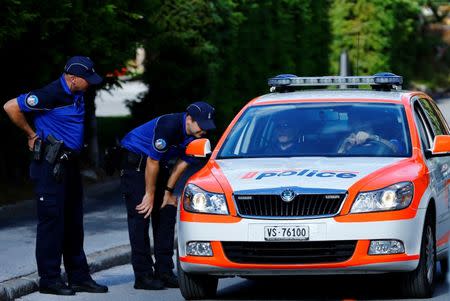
[
  {"x1": 18, "y1": 263, "x2": 449, "y2": 301},
  {"x1": 0, "y1": 164, "x2": 199, "y2": 284},
  {"x1": 0, "y1": 182, "x2": 129, "y2": 283}
]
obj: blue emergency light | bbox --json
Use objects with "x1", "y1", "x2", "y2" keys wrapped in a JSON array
[{"x1": 268, "y1": 73, "x2": 403, "y2": 89}]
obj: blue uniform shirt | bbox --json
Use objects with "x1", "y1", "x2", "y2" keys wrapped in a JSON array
[
  {"x1": 121, "y1": 113, "x2": 196, "y2": 164},
  {"x1": 16, "y1": 75, "x2": 85, "y2": 152}
]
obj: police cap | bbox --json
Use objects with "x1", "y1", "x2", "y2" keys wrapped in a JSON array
[
  {"x1": 186, "y1": 101, "x2": 216, "y2": 131},
  {"x1": 64, "y1": 56, "x2": 102, "y2": 85}
]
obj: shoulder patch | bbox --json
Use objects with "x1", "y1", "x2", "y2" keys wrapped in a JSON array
[
  {"x1": 155, "y1": 139, "x2": 167, "y2": 150},
  {"x1": 26, "y1": 95, "x2": 39, "y2": 107}
]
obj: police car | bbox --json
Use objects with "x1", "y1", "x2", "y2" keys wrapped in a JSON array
[{"x1": 178, "y1": 74, "x2": 450, "y2": 299}]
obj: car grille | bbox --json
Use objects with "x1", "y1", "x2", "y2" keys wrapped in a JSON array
[
  {"x1": 234, "y1": 194, "x2": 345, "y2": 218},
  {"x1": 222, "y1": 241, "x2": 357, "y2": 264}
]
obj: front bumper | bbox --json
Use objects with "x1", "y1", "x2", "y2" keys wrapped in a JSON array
[{"x1": 178, "y1": 208, "x2": 426, "y2": 275}]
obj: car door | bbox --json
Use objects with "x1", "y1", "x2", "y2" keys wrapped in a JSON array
[{"x1": 414, "y1": 97, "x2": 450, "y2": 254}]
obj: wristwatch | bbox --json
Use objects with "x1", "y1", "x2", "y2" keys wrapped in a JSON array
[{"x1": 165, "y1": 186, "x2": 175, "y2": 193}]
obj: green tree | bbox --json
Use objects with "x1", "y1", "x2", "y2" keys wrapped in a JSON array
[
  {"x1": 329, "y1": 0, "x2": 422, "y2": 79},
  {"x1": 129, "y1": 0, "x2": 242, "y2": 126},
  {"x1": 130, "y1": 0, "x2": 332, "y2": 134},
  {"x1": 0, "y1": 0, "x2": 150, "y2": 189},
  {"x1": 209, "y1": 0, "x2": 332, "y2": 127},
  {"x1": 412, "y1": 1, "x2": 450, "y2": 90}
]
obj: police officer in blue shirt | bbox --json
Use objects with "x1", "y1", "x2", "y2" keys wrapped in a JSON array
[
  {"x1": 3, "y1": 56, "x2": 108, "y2": 295},
  {"x1": 120, "y1": 101, "x2": 216, "y2": 290}
]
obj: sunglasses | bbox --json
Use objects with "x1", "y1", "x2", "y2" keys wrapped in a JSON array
[{"x1": 275, "y1": 122, "x2": 292, "y2": 129}]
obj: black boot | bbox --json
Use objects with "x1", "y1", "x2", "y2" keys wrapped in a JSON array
[
  {"x1": 134, "y1": 275, "x2": 165, "y2": 290},
  {"x1": 157, "y1": 271, "x2": 179, "y2": 288},
  {"x1": 70, "y1": 279, "x2": 108, "y2": 293},
  {"x1": 39, "y1": 281, "x2": 75, "y2": 295}
]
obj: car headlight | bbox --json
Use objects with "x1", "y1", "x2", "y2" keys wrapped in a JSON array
[
  {"x1": 351, "y1": 182, "x2": 414, "y2": 213},
  {"x1": 183, "y1": 184, "x2": 229, "y2": 215}
]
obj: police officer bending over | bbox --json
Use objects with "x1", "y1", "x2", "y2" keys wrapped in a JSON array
[
  {"x1": 120, "y1": 102, "x2": 216, "y2": 290},
  {"x1": 3, "y1": 56, "x2": 108, "y2": 295}
]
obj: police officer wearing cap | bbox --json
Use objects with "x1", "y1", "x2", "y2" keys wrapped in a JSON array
[
  {"x1": 120, "y1": 101, "x2": 216, "y2": 290},
  {"x1": 3, "y1": 56, "x2": 108, "y2": 295}
]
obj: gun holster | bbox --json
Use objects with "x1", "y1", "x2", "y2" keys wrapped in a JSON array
[
  {"x1": 52, "y1": 150, "x2": 75, "y2": 183},
  {"x1": 45, "y1": 135, "x2": 63, "y2": 165},
  {"x1": 44, "y1": 135, "x2": 66, "y2": 182}
]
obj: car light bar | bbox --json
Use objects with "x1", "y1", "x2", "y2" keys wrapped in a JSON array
[{"x1": 268, "y1": 73, "x2": 403, "y2": 88}]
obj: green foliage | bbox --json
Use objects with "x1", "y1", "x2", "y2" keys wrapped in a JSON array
[
  {"x1": 130, "y1": 0, "x2": 332, "y2": 133},
  {"x1": 1, "y1": 0, "x2": 448, "y2": 194},
  {"x1": 208, "y1": 0, "x2": 332, "y2": 130},
  {"x1": 0, "y1": 0, "x2": 38, "y2": 46},
  {"x1": 97, "y1": 116, "x2": 133, "y2": 148},
  {"x1": 410, "y1": 1, "x2": 450, "y2": 90},
  {"x1": 129, "y1": 0, "x2": 242, "y2": 124},
  {"x1": 329, "y1": 0, "x2": 422, "y2": 79},
  {"x1": 0, "y1": 0, "x2": 150, "y2": 188}
]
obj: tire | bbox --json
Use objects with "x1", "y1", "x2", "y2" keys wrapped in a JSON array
[
  {"x1": 438, "y1": 256, "x2": 448, "y2": 282},
  {"x1": 400, "y1": 211, "x2": 436, "y2": 298},
  {"x1": 177, "y1": 258, "x2": 218, "y2": 300}
]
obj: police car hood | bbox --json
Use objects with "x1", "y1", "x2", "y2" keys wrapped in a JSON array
[{"x1": 214, "y1": 157, "x2": 404, "y2": 192}]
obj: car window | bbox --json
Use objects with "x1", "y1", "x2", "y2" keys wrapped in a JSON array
[
  {"x1": 218, "y1": 103, "x2": 412, "y2": 158},
  {"x1": 413, "y1": 101, "x2": 432, "y2": 150},
  {"x1": 419, "y1": 98, "x2": 448, "y2": 136}
]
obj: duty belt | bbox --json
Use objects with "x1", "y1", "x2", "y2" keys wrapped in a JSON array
[
  {"x1": 121, "y1": 149, "x2": 146, "y2": 172},
  {"x1": 120, "y1": 149, "x2": 172, "y2": 171},
  {"x1": 43, "y1": 144, "x2": 78, "y2": 161},
  {"x1": 33, "y1": 137, "x2": 78, "y2": 163}
]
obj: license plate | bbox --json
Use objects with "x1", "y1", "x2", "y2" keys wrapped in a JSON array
[{"x1": 264, "y1": 225, "x2": 309, "y2": 241}]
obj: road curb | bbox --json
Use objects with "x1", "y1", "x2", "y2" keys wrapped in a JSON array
[{"x1": 0, "y1": 244, "x2": 131, "y2": 301}]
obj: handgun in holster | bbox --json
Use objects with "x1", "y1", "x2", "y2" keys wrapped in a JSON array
[
  {"x1": 52, "y1": 150, "x2": 73, "y2": 183},
  {"x1": 45, "y1": 135, "x2": 66, "y2": 182},
  {"x1": 45, "y1": 134, "x2": 63, "y2": 165}
]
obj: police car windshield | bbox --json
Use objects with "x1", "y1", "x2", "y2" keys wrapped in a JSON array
[{"x1": 217, "y1": 103, "x2": 412, "y2": 158}]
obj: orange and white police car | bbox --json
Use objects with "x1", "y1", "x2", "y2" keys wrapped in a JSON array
[{"x1": 178, "y1": 74, "x2": 450, "y2": 299}]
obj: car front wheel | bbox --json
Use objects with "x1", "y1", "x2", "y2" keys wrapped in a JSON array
[
  {"x1": 400, "y1": 210, "x2": 436, "y2": 298},
  {"x1": 178, "y1": 259, "x2": 218, "y2": 300}
]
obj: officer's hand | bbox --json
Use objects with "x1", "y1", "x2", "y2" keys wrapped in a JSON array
[
  {"x1": 346, "y1": 133, "x2": 357, "y2": 145},
  {"x1": 28, "y1": 135, "x2": 38, "y2": 151},
  {"x1": 161, "y1": 191, "x2": 177, "y2": 209},
  {"x1": 355, "y1": 131, "x2": 370, "y2": 145},
  {"x1": 136, "y1": 193, "x2": 154, "y2": 218},
  {"x1": 338, "y1": 133, "x2": 356, "y2": 153}
]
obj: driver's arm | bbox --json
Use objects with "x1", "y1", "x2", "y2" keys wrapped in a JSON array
[
  {"x1": 370, "y1": 134, "x2": 398, "y2": 153},
  {"x1": 338, "y1": 133, "x2": 357, "y2": 153},
  {"x1": 338, "y1": 131, "x2": 398, "y2": 154}
]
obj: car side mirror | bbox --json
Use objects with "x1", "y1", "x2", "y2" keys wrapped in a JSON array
[
  {"x1": 425, "y1": 135, "x2": 450, "y2": 158},
  {"x1": 185, "y1": 138, "x2": 212, "y2": 157}
]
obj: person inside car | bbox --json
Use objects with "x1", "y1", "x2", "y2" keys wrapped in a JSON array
[
  {"x1": 265, "y1": 118, "x2": 300, "y2": 155},
  {"x1": 337, "y1": 112, "x2": 398, "y2": 155}
]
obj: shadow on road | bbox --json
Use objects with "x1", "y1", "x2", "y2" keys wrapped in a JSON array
[{"x1": 217, "y1": 273, "x2": 449, "y2": 300}]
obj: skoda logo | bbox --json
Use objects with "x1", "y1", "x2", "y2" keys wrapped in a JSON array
[{"x1": 280, "y1": 189, "x2": 295, "y2": 203}]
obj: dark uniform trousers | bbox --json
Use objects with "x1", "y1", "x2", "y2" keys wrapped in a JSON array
[
  {"x1": 30, "y1": 159, "x2": 90, "y2": 286},
  {"x1": 120, "y1": 157, "x2": 177, "y2": 278}
]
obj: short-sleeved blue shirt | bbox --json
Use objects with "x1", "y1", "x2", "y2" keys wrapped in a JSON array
[
  {"x1": 121, "y1": 113, "x2": 196, "y2": 164},
  {"x1": 16, "y1": 75, "x2": 85, "y2": 152}
]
